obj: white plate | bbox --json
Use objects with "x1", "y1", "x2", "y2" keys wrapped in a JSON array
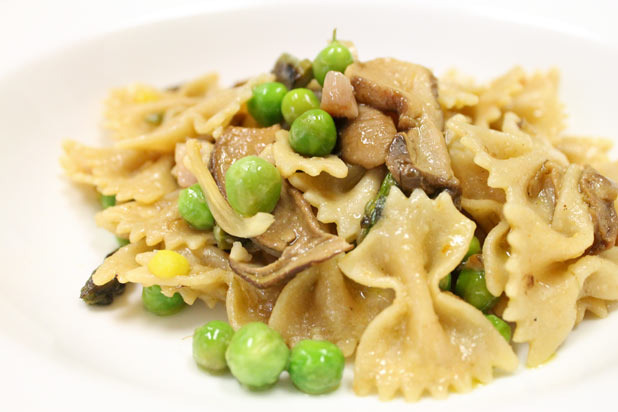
[{"x1": 1, "y1": 2, "x2": 617, "y2": 411}]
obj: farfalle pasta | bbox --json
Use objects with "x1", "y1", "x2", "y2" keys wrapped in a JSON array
[
  {"x1": 62, "y1": 40, "x2": 618, "y2": 401},
  {"x1": 340, "y1": 189, "x2": 518, "y2": 400}
]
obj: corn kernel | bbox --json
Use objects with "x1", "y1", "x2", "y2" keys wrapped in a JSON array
[
  {"x1": 148, "y1": 250, "x2": 191, "y2": 279},
  {"x1": 132, "y1": 85, "x2": 161, "y2": 103}
]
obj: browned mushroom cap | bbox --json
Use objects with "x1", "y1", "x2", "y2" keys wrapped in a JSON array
[
  {"x1": 345, "y1": 57, "x2": 443, "y2": 130},
  {"x1": 340, "y1": 104, "x2": 397, "y2": 169},
  {"x1": 579, "y1": 165, "x2": 618, "y2": 255},
  {"x1": 209, "y1": 125, "x2": 280, "y2": 195},
  {"x1": 230, "y1": 183, "x2": 352, "y2": 288},
  {"x1": 385, "y1": 115, "x2": 461, "y2": 201}
]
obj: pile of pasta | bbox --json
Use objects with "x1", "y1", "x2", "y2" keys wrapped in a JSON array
[{"x1": 61, "y1": 61, "x2": 618, "y2": 401}]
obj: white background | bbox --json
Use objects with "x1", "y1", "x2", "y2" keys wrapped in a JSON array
[{"x1": 1, "y1": 0, "x2": 617, "y2": 77}]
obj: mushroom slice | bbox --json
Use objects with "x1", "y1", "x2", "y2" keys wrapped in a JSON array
[
  {"x1": 579, "y1": 165, "x2": 618, "y2": 255},
  {"x1": 386, "y1": 115, "x2": 461, "y2": 201},
  {"x1": 320, "y1": 71, "x2": 359, "y2": 119},
  {"x1": 230, "y1": 183, "x2": 353, "y2": 288},
  {"x1": 210, "y1": 125, "x2": 280, "y2": 194},
  {"x1": 345, "y1": 57, "x2": 443, "y2": 130},
  {"x1": 340, "y1": 104, "x2": 397, "y2": 169}
]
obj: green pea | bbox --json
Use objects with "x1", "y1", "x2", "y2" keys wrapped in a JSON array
[
  {"x1": 116, "y1": 237, "x2": 130, "y2": 247},
  {"x1": 247, "y1": 82, "x2": 288, "y2": 126},
  {"x1": 485, "y1": 314, "x2": 512, "y2": 342},
  {"x1": 141, "y1": 285, "x2": 186, "y2": 316},
  {"x1": 465, "y1": 236, "x2": 481, "y2": 260},
  {"x1": 100, "y1": 194, "x2": 116, "y2": 209},
  {"x1": 225, "y1": 156, "x2": 282, "y2": 216},
  {"x1": 289, "y1": 109, "x2": 337, "y2": 157},
  {"x1": 225, "y1": 322, "x2": 290, "y2": 389},
  {"x1": 439, "y1": 273, "x2": 452, "y2": 291},
  {"x1": 281, "y1": 88, "x2": 320, "y2": 124},
  {"x1": 288, "y1": 340, "x2": 345, "y2": 394},
  {"x1": 312, "y1": 35, "x2": 354, "y2": 86},
  {"x1": 454, "y1": 268, "x2": 498, "y2": 312},
  {"x1": 178, "y1": 184, "x2": 215, "y2": 230},
  {"x1": 193, "y1": 320, "x2": 235, "y2": 372}
]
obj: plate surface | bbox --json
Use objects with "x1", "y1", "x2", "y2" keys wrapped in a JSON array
[{"x1": 1, "y1": 2, "x2": 617, "y2": 411}]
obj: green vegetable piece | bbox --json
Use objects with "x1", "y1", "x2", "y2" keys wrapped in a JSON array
[
  {"x1": 312, "y1": 31, "x2": 354, "y2": 86},
  {"x1": 80, "y1": 249, "x2": 126, "y2": 305},
  {"x1": 141, "y1": 285, "x2": 186, "y2": 316},
  {"x1": 272, "y1": 53, "x2": 313, "y2": 90},
  {"x1": 225, "y1": 156, "x2": 282, "y2": 216},
  {"x1": 116, "y1": 237, "x2": 130, "y2": 247},
  {"x1": 145, "y1": 112, "x2": 163, "y2": 125},
  {"x1": 225, "y1": 322, "x2": 290, "y2": 389},
  {"x1": 193, "y1": 320, "x2": 235, "y2": 372},
  {"x1": 288, "y1": 340, "x2": 345, "y2": 394},
  {"x1": 439, "y1": 273, "x2": 452, "y2": 291},
  {"x1": 358, "y1": 172, "x2": 398, "y2": 243},
  {"x1": 247, "y1": 82, "x2": 288, "y2": 126},
  {"x1": 454, "y1": 268, "x2": 499, "y2": 312},
  {"x1": 465, "y1": 236, "x2": 481, "y2": 260},
  {"x1": 281, "y1": 88, "x2": 320, "y2": 124},
  {"x1": 288, "y1": 109, "x2": 337, "y2": 157},
  {"x1": 80, "y1": 274, "x2": 125, "y2": 305},
  {"x1": 100, "y1": 194, "x2": 116, "y2": 209},
  {"x1": 178, "y1": 183, "x2": 215, "y2": 230},
  {"x1": 213, "y1": 224, "x2": 235, "y2": 250},
  {"x1": 485, "y1": 314, "x2": 512, "y2": 342}
]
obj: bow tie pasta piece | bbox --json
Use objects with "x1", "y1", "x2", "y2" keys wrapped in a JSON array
[
  {"x1": 452, "y1": 113, "x2": 617, "y2": 366},
  {"x1": 95, "y1": 191, "x2": 215, "y2": 250},
  {"x1": 269, "y1": 256, "x2": 393, "y2": 357},
  {"x1": 288, "y1": 166, "x2": 384, "y2": 242},
  {"x1": 61, "y1": 141, "x2": 176, "y2": 204},
  {"x1": 446, "y1": 67, "x2": 564, "y2": 142},
  {"x1": 116, "y1": 74, "x2": 273, "y2": 151},
  {"x1": 226, "y1": 276, "x2": 283, "y2": 328},
  {"x1": 92, "y1": 240, "x2": 150, "y2": 286},
  {"x1": 128, "y1": 246, "x2": 232, "y2": 307},
  {"x1": 273, "y1": 130, "x2": 348, "y2": 178},
  {"x1": 438, "y1": 69, "x2": 480, "y2": 111},
  {"x1": 104, "y1": 73, "x2": 219, "y2": 141},
  {"x1": 339, "y1": 188, "x2": 518, "y2": 401}
]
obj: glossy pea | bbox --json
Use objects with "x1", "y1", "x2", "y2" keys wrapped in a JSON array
[
  {"x1": 465, "y1": 236, "x2": 481, "y2": 260},
  {"x1": 178, "y1": 183, "x2": 215, "y2": 230},
  {"x1": 281, "y1": 88, "x2": 320, "y2": 124},
  {"x1": 485, "y1": 314, "x2": 512, "y2": 342},
  {"x1": 289, "y1": 109, "x2": 337, "y2": 157},
  {"x1": 312, "y1": 39, "x2": 354, "y2": 86},
  {"x1": 225, "y1": 156, "x2": 282, "y2": 216},
  {"x1": 247, "y1": 82, "x2": 288, "y2": 126},
  {"x1": 193, "y1": 320, "x2": 235, "y2": 372},
  {"x1": 288, "y1": 340, "x2": 345, "y2": 394},
  {"x1": 225, "y1": 322, "x2": 290, "y2": 389},
  {"x1": 454, "y1": 268, "x2": 498, "y2": 312},
  {"x1": 141, "y1": 285, "x2": 186, "y2": 316}
]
